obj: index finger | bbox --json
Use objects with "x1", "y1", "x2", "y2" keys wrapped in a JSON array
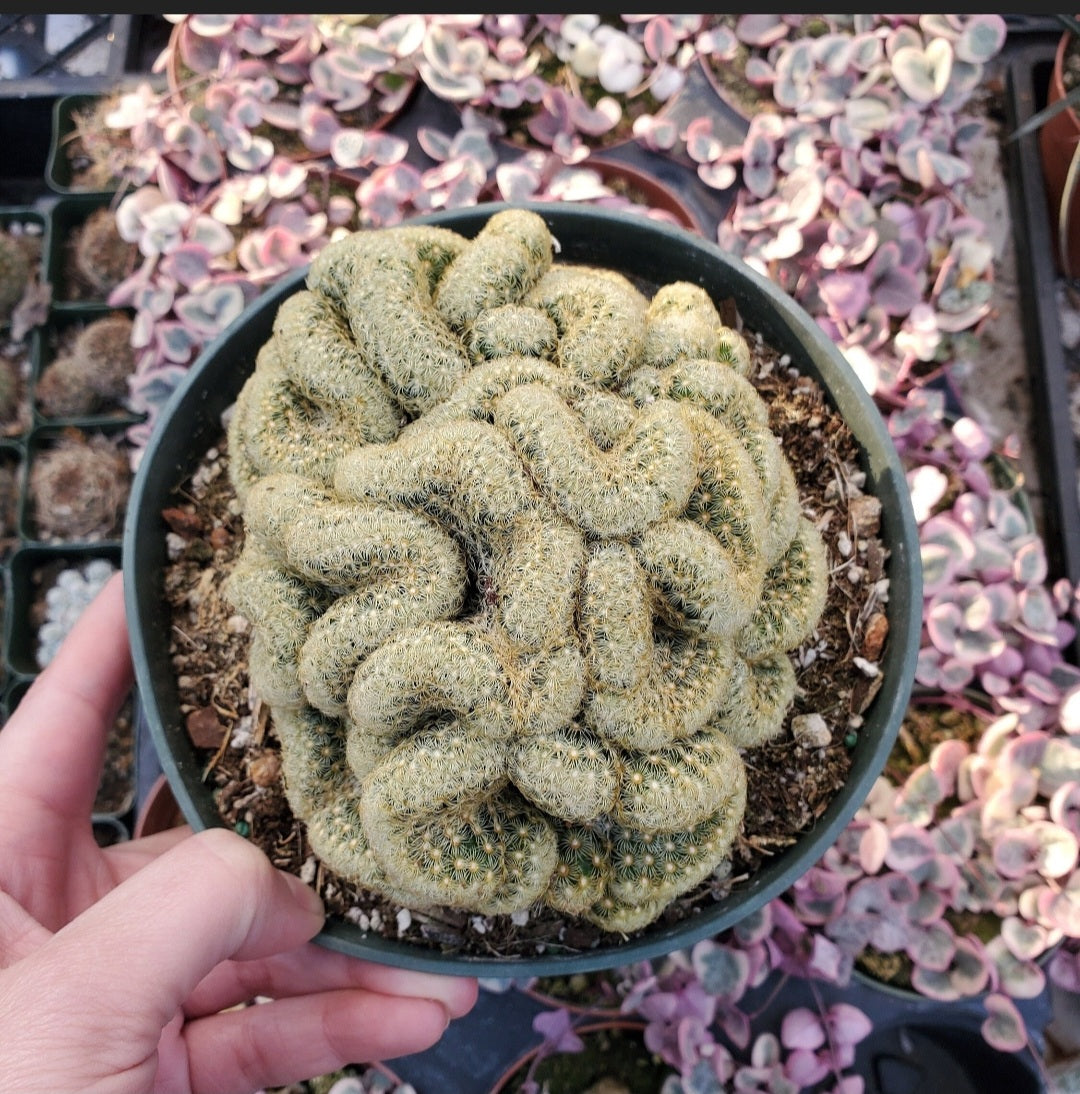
[{"x1": 0, "y1": 570, "x2": 133, "y2": 823}]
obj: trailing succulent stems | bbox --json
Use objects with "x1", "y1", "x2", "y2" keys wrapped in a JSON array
[{"x1": 224, "y1": 208, "x2": 829, "y2": 933}]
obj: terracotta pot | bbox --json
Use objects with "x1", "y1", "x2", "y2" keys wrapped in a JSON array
[
  {"x1": 484, "y1": 146, "x2": 706, "y2": 235},
  {"x1": 584, "y1": 154, "x2": 703, "y2": 234},
  {"x1": 488, "y1": 1019, "x2": 663, "y2": 1094},
  {"x1": 133, "y1": 773, "x2": 186, "y2": 838},
  {"x1": 1037, "y1": 30, "x2": 1080, "y2": 278},
  {"x1": 164, "y1": 16, "x2": 418, "y2": 153},
  {"x1": 519, "y1": 975, "x2": 626, "y2": 1020}
]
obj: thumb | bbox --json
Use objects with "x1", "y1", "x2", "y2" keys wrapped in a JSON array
[{"x1": 17, "y1": 828, "x2": 324, "y2": 1043}]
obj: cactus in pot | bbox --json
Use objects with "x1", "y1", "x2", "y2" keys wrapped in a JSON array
[
  {"x1": 36, "y1": 312, "x2": 137, "y2": 418},
  {"x1": 224, "y1": 208, "x2": 829, "y2": 932}
]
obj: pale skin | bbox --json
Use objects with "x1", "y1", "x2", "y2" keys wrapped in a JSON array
[{"x1": 0, "y1": 572, "x2": 478, "y2": 1093}]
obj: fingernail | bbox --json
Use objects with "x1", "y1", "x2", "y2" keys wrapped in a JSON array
[{"x1": 285, "y1": 873, "x2": 325, "y2": 918}]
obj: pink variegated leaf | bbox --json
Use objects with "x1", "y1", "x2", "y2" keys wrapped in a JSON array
[{"x1": 981, "y1": 993, "x2": 1028, "y2": 1053}]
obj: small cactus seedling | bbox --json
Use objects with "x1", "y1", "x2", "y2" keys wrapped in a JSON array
[
  {"x1": 28, "y1": 430, "x2": 131, "y2": 542},
  {"x1": 36, "y1": 313, "x2": 136, "y2": 418},
  {"x1": 0, "y1": 229, "x2": 30, "y2": 323},
  {"x1": 225, "y1": 208, "x2": 830, "y2": 932},
  {"x1": 0, "y1": 354, "x2": 23, "y2": 430},
  {"x1": 71, "y1": 206, "x2": 138, "y2": 298}
]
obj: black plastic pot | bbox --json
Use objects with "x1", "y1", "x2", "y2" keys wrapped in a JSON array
[
  {"x1": 725, "y1": 964, "x2": 1050, "y2": 1094},
  {"x1": 124, "y1": 202, "x2": 922, "y2": 977},
  {"x1": 853, "y1": 1017, "x2": 1045, "y2": 1094},
  {"x1": 1004, "y1": 40, "x2": 1080, "y2": 632}
]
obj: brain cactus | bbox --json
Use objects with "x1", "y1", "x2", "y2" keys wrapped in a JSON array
[{"x1": 224, "y1": 208, "x2": 829, "y2": 933}]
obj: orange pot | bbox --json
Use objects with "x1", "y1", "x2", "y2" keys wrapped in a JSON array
[
  {"x1": 133, "y1": 773, "x2": 185, "y2": 839},
  {"x1": 1037, "y1": 31, "x2": 1080, "y2": 278},
  {"x1": 488, "y1": 1019, "x2": 658, "y2": 1094}
]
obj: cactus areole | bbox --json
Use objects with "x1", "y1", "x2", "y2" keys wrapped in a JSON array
[{"x1": 126, "y1": 205, "x2": 921, "y2": 975}]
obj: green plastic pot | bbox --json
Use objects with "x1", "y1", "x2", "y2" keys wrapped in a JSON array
[
  {"x1": 0, "y1": 204, "x2": 50, "y2": 335},
  {"x1": 45, "y1": 93, "x2": 122, "y2": 196},
  {"x1": 44, "y1": 194, "x2": 135, "y2": 311},
  {"x1": 124, "y1": 203, "x2": 922, "y2": 977}
]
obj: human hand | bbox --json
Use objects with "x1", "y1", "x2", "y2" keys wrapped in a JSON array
[{"x1": 0, "y1": 571, "x2": 477, "y2": 1093}]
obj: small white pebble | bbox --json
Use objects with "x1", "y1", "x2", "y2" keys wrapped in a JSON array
[
  {"x1": 166, "y1": 531, "x2": 186, "y2": 559},
  {"x1": 853, "y1": 656, "x2": 880, "y2": 678},
  {"x1": 471, "y1": 916, "x2": 488, "y2": 935},
  {"x1": 230, "y1": 726, "x2": 253, "y2": 749},
  {"x1": 396, "y1": 908, "x2": 412, "y2": 935},
  {"x1": 792, "y1": 713, "x2": 831, "y2": 748},
  {"x1": 225, "y1": 613, "x2": 249, "y2": 634},
  {"x1": 299, "y1": 856, "x2": 317, "y2": 885},
  {"x1": 797, "y1": 646, "x2": 817, "y2": 668},
  {"x1": 36, "y1": 558, "x2": 119, "y2": 668},
  {"x1": 510, "y1": 909, "x2": 530, "y2": 927}
]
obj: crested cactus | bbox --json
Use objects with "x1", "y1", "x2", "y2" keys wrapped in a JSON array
[{"x1": 224, "y1": 208, "x2": 831, "y2": 933}]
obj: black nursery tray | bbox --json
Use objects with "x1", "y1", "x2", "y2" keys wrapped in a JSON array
[
  {"x1": 0, "y1": 197, "x2": 143, "y2": 838},
  {"x1": 1003, "y1": 38, "x2": 1080, "y2": 604}
]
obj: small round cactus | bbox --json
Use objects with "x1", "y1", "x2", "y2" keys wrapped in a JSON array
[
  {"x1": 0, "y1": 355, "x2": 23, "y2": 428},
  {"x1": 36, "y1": 313, "x2": 136, "y2": 418},
  {"x1": 28, "y1": 430, "x2": 131, "y2": 541},
  {"x1": 72, "y1": 206, "x2": 137, "y2": 297},
  {"x1": 0, "y1": 229, "x2": 30, "y2": 322},
  {"x1": 224, "y1": 208, "x2": 831, "y2": 932}
]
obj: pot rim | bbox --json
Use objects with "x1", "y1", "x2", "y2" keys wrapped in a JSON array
[
  {"x1": 124, "y1": 201, "x2": 922, "y2": 977},
  {"x1": 488, "y1": 1018, "x2": 651, "y2": 1094},
  {"x1": 1053, "y1": 29, "x2": 1080, "y2": 131}
]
